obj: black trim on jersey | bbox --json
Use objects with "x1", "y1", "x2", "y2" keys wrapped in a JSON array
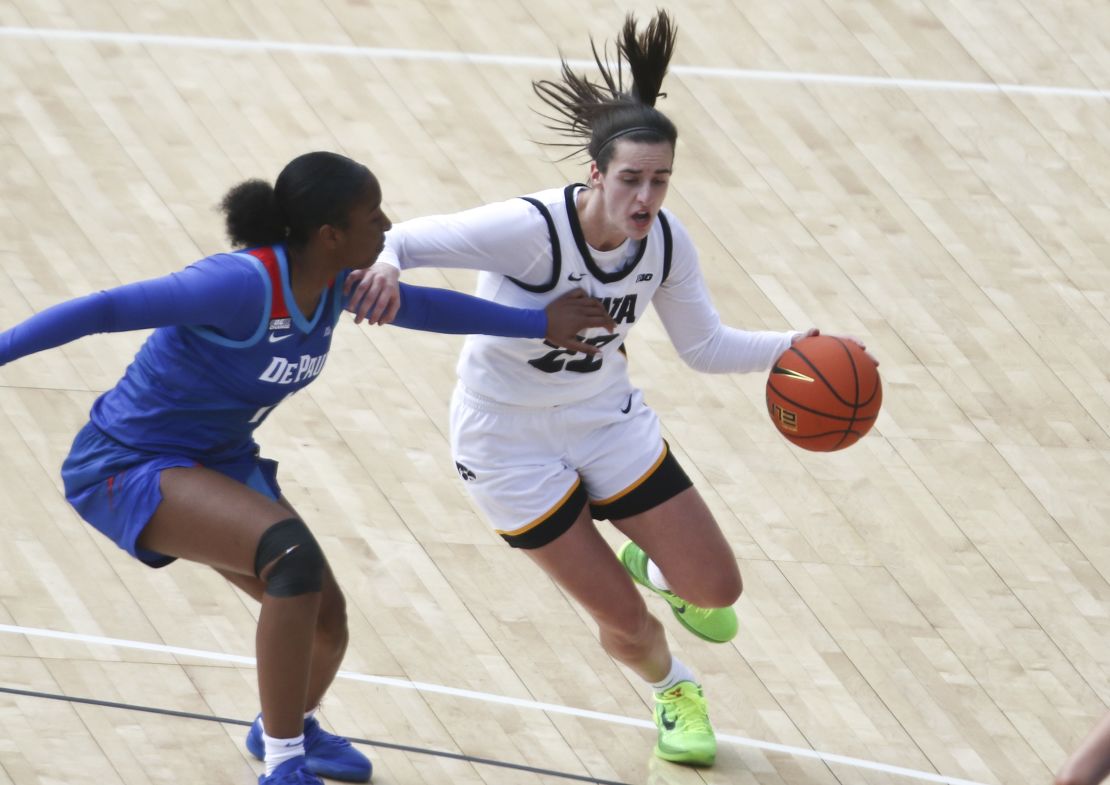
[
  {"x1": 564, "y1": 184, "x2": 649, "y2": 284},
  {"x1": 589, "y1": 446, "x2": 692, "y2": 521},
  {"x1": 506, "y1": 197, "x2": 562, "y2": 293},
  {"x1": 658, "y1": 211, "x2": 673, "y2": 283},
  {"x1": 502, "y1": 482, "x2": 588, "y2": 549}
]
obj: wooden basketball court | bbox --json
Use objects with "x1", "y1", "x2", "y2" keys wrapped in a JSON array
[{"x1": 0, "y1": 1, "x2": 1107, "y2": 783}]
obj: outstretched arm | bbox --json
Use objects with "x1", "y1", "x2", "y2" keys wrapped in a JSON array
[
  {"x1": 344, "y1": 198, "x2": 557, "y2": 321},
  {"x1": 391, "y1": 281, "x2": 545, "y2": 336},
  {"x1": 345, "y1": 276, "x2": 615, "y2": 354},
  {"x1": 652, "y1": 219, "x2": 876, "y2": 372},
  {"x1": 0, "y1": 256, "x2": 262, "y2": 365},
  {"x1": 652, "y1": 235, "x2": 798, "y2": 373}
]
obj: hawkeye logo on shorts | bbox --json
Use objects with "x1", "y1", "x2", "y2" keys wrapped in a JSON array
[
  {"x1": 455, "y1": 461, "x2": 477, "y2": 481},
  {"x1": 260, "y1": 353, "x2": 329, "y2": 385}
]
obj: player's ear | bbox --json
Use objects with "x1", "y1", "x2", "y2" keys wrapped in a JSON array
[
  {"x1": 588, "y1": 161, "x2": 603, "y2": 186},
  {"x1": 315, "y1": 223, "x2": 343, "y2": 250}
]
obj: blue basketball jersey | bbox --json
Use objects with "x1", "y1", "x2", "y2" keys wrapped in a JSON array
[
  {"x1": 90, "y1": 245, "x2": 344, "y2": 461},
  {"x1": 0, "y1": 240, "x2": 549, "y2": 465}
]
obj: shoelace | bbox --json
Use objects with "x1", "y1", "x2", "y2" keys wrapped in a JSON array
[
  {"x1": 658, "y1": 688, "x2": 712, "y2": 734},
  {"x1": 676, "y1": 602, "x2": 714, "y2": 621},
  {"x1": 662, "y1": 591, "x2": 719, "y2": 625}
]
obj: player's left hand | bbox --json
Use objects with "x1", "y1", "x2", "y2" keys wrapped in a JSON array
[
  {"x1": 544, "y1": 288, "x2": 617, "y2": 353},
  {"x1": 345, "y1": 264, "x2": 401, "y2": 325},
  {"x1": 794, "y1": 328, "x2": 879, "y2": 366}
]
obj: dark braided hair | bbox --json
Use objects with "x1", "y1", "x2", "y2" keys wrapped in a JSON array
[
  {"x1": 533, "y1": 11, "x2": 678, "y2": 171},
  {"x1": 219, "y1": 151, "x2": 373, "y2": 248}
]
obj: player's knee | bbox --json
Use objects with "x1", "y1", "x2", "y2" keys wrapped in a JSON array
[
  {"x1": 254, "y1": 517, "x2": 325, "y2": 598},
  {"x1": 1055, "y1": 772, "x2": 1094, "y2": 785},
  {"x1": 679, "y1": 567, "x2": 742, "y2": 609},
  {"x1": 715, "y1": 569, "x2": 743, "y2": 606}
]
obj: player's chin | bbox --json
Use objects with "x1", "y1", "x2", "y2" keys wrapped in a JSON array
[
  {"x1": 627, "y1": 215, "x2": 654, "y2": 238},
  {"x1": 365, "y1": 242, "x2": 386, "y2": 267}
]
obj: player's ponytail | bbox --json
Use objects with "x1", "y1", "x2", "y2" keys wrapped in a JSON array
[
  {"x1": 532, "y1": 10, "x2": 678, "y2": 170},
  {"x1": 220, "y1": 179, "x2": 284, "y2": 248},
  {"x1": 220, "y1": 151, "x2": 373, "y2": 249}
]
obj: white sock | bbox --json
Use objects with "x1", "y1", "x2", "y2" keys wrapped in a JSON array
[
  {"x1": 261, "y1": 724, "x2": 305, "y2": 775},
  {"x1": 647, "y1": 559, "x2": 672, "y2": 592},
  {"x1": 304, "y1": 707, "x2": 317, "y2": 722},
  {"x1": 650, "y1": 656, "x2": 698, "y2": 693}
]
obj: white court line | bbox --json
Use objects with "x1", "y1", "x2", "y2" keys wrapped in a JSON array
[
  {"x1": 1, "y1": 25, "x2": 1108, "y2": 100},
  {"x1": 0, "y1": 623, "x2": 989, "y2": 785}
]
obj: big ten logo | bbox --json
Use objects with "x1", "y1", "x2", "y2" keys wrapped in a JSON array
[
  {"x1": 771, "y1": 403, "x2": 798, "y2": 432},
  {"x1": 636, "y1": 273, "x2": 653, "y2": 282}
]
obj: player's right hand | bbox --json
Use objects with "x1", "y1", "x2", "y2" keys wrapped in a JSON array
[
  {"x1": 794, "y1": 328, "x2": 880, "y2": 366},
  {"x1": 544, "y1": 289, "x2": 616, "y2": 354}
]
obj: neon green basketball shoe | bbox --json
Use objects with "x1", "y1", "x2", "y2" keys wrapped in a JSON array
[
  {"x1": 653, "y1": 681, "x2": 716, "y2": 766},
  {"x1": 617, "y1": 541, "x2": 739, "y2": 643}
]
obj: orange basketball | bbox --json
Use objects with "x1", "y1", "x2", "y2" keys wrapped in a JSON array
[{"x1": 765, "y1": 335, "x2": 882, "y2": 451}]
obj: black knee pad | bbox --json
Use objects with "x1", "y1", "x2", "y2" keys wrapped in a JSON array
[{"x1": 253, "y1": 517, "x2": 325, "y2": 598}]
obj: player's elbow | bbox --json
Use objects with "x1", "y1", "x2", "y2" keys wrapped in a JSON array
[
  {"x1": 1055, "y1": 769, "x2": 1101, "y2": 785},
  {"x1": 677, "y1": 344, "x2": 719, "y2": 373}
]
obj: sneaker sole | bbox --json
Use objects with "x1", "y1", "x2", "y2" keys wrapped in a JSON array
[
  {"x1": 618, "y1": 542, "x2": 738, "y2": 644},
  {"x1": 616, "y1": 541, "x2": 649, "y2": 586},
  {"x1": 670, "y1": 605, "x2": 738, "y2": 644},
  {"x1": 654, "y1": 744, "x2": 716, "y2": 767},
  {"x1": 307, "y1": 759, "x2": 371, "y2": 783},
  {"x1": 247, "y1": 722, "x2": 371, "y2": 783}
]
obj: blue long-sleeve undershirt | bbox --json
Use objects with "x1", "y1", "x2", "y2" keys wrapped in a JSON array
[
  {"x1": 0, "y1": 254, "x2": 546, "y2": 365},
  {"x1": 390, "y1": 282, "x2": 546, "y2": 335}
]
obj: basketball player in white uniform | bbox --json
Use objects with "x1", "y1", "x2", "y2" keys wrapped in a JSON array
[{"x1": 347, "y1": 11, "x2": 866, "y2": 766}]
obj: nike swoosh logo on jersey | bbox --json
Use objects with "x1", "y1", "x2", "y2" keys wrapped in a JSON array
[
  {"x1": 620, "y1": 394, "x2": 633, "y2": 414},
  {"x1": 567, "y1": 273, "x2": 585, "y2": 281},
  {"x1": 268, "y1": 333, "x2": 293, "y2": 343}
]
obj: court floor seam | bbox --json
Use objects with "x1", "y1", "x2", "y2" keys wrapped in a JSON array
[{"x1": 0, "y1": 685, "x2": 632, "y2": 785}]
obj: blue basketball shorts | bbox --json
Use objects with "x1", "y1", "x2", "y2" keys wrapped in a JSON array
[{"x1": 61, "y1": 421, "x2": 282, "y2": 568}]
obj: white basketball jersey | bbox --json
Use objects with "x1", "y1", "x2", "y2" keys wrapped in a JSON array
[{"x1": 457, "y1": 184, "x2": 674, "y2": 406}]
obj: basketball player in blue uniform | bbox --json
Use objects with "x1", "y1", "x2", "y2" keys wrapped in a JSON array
[
  {"x1": 346, "y1": 14, "x2": 871, "y2": 767},
  {"x1": 0, "y1": 151, "x2": 614, "y2": 785}
]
